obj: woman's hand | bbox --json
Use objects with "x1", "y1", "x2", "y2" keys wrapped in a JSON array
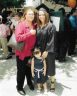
[
  {"x1": 42, "y1": 51, "x2": 48, "y2": 59},
  {"x1": 43, "y1": 71, "x2": 46, "y2": 76},
  {"x1": 30, "y1": 29, "x2": 36, "y2": 35}
]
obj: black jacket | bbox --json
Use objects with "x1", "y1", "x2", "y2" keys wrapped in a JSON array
[{"x1": 36, "y1": 22, "x2": 56, "y2": 53}]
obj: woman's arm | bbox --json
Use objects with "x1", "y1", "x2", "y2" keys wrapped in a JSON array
[
  {"x1": 15, "y1": 23, "x2": 36, "y2": 42},
  {"x1": 45, "y1": 23, "x2": 56, "y2": 51}
]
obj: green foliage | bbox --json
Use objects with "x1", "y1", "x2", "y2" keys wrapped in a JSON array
[{"x1": 0, "y1": 0, "x2": 25, "y2": 9}]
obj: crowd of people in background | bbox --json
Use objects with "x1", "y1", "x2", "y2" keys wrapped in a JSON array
[
  {"x1": 0, "y1": 8, "x2": 76, "y2": 59},
  {"x1": 0, "y1": 7, "x2": 77, "y2": 95},
  {"x1": 54, "y1": 8, "x2": 77, "y2": 62},
  {"x1": 0, "y1": 7, "x2": 77, "y2": 61},
  {"x1": 0, "y1": 9, "x2": 23, "y2": 59}
]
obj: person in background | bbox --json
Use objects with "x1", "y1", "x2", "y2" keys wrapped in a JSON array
[
  {"x1": 0, "y1": 18, "x2": 11, "y2": 59},
  {"x1": 68, "y1": 9, "x2": 77, "y2": 56},
  {"x1": 0, "y1": 15, "x2": 2, "y2": 48},
  {"x1": 36, "y1": 8, "x2": 56, "y2": 92},
  {"x1": 7, "y1": 12, "x2": 23, "y2": 55},
  {"x1": 11, "y1": 12, "x2": 23, "y2": 31},
  {"x1": 0, "y1": 15, "x2": 2, "y2": 24},
  {"x1": 31, "y1": 48, "x2": 47, "y2": 94},
  {"x1": 56, "y1": 8, "x2": 70, "y2": 62},
  {"x1": 15, "y1": 7, "x2": 37, "y2": 95}
]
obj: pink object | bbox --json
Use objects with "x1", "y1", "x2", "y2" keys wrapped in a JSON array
[
  {"x1": 15, "y1": 21, "x2": 36, "y2": 60},
  {"x1": 0, "y1": 24, "x2": 10, "y2": 38}
]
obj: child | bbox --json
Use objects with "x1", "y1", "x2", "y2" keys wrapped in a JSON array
[{"x1": 31, "y1": 48, "x2": 47, "y2": 93}]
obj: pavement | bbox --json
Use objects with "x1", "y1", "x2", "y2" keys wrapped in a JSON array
[{"x1": 0, "y1": 49, "x2": 77, "y2": 96}]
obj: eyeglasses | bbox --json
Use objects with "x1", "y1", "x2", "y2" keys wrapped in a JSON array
[
  {"x1": 39, "y1": 14, "x2": 45, "y2": 16},
  {"x1": 27, "y1": 13, "x2": 34, "y2": 16}
]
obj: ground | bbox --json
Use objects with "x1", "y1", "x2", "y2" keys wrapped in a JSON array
[{"x1": 0, "y1": 50, "x2": 77, "y2": 96}]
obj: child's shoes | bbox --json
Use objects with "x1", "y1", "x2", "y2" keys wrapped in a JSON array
[
  {"x1": 44, "y1": 89, "x2": 47, "y2": 94},
  {"x1": 37, "y1": 88, "x2": 41, "y2": 93}
]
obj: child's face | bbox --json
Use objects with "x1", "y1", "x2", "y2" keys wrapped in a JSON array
[{"x1": 37, "y1": 51, "x2": 41, "y2": 57}]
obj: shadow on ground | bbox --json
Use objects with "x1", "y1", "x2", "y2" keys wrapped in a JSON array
[
  {"x1": 56, "y1": 56, "x2": 77, "y2": 78},
  {"x1": 0, "y1": 57, "x2": 16, "y2": 80}
]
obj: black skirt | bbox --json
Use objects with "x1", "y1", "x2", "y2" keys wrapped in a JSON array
[
  {"x1": 46, "y1": 52, "x2": 56, "y2": 76},
  {"x1": 34, "y1": 70, "x2": 48, "y2": 84}
]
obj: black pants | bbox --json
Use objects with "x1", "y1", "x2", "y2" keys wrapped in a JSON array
[
  {"x1": 55, "y1": 32, "x2": 68, "y2": 60},
  {"x1": 68, "y1": 31, "x2": 76, "y2": 55},
  {"x1": 16, "y1": 56, "x2": 32, "y2": 90},
  {"x1": 7, "y1": 35, "x2": 12, "y2": 53},
  {"x1": 46, "y1": 52, "x2": 55, "y2": 76}
]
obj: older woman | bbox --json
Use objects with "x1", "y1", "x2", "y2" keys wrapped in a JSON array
[{"x1": 15, "y1": 7, "x2": 37, "y2": 95}]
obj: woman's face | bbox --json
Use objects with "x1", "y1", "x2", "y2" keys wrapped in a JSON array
[
  {"x1": 25, "y1": 9, "x2": 34, "y2": 22},
  {"x1": 38, "y1": 11, "x2": 45, "y2": 23},
  {"x1": 14, "y1": 15, "x2": 20, "y2": 21}
]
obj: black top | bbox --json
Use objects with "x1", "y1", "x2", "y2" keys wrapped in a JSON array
[
  {"x1": 36, "y1": 22, "x2": 56, "y2": 53},
  {"x1": 34, "y1": 56, "x2": 43, "y2": 69}
]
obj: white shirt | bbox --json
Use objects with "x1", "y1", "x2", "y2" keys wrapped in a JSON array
[{"x1": 0, "y1": 24, "x2": 10, "y2": 38}]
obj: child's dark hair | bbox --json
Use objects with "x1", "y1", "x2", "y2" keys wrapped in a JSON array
[{"x1": 33, "y1": 47, "x2": 41, "y2": 55}]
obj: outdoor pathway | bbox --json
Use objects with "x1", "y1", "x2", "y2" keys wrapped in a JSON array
[{"x1": 0, "y1": 52, "x2": 77, "y2": 96}]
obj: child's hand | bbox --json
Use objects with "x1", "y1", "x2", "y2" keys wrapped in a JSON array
[{"x1": 32, "y1": 72, "x2": 35, "y2": 77}]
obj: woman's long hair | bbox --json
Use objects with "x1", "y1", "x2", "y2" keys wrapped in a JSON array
[{"x1": 37, "y1": 10, "x2": 49, "y2": 27}]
